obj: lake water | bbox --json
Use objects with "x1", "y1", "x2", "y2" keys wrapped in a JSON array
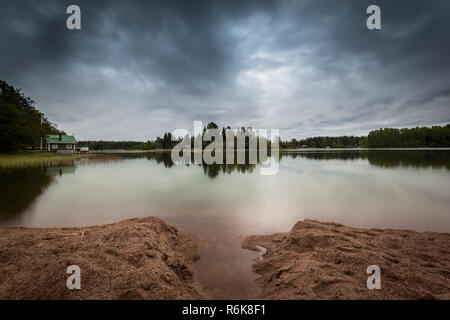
[{"x1": 1, "y1": 150, "x2": 450, "y2": 298}]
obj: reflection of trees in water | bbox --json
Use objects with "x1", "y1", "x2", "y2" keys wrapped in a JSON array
[
  {"x1": 201, "y1": 162, "x2": 257, "y2": 179},
  {"x1": 0, "y1": 163, "x2": 76, "y2": 222},
  {"x1": 143, "y1": 152, "x2": 260, "y2": 179},
  {"x1": 281, "y1": 150, "x2": 450, "y2": 170},
  {"x1": 141, "y1": 150, "x2": 450, "y2": 177},
  {"x1": 112, "y1": 149, "x2": 450, "y2": 180},
  {"x1": 2, "y1": 151, "x2": 447, "y2": 221},
  {"x1": 367, "y1": 150, "x2": 450, "y2": 170},
  {"x1": 143, "y1": 152, "x2": 174, "y2": 168},
  {"x1": 281, "y1": 151, "x2": 369, "y2": 161}
]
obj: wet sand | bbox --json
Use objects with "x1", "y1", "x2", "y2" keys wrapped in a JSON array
[{"x1": 242, "y1": 219, "x2": 450, "y2": 299}]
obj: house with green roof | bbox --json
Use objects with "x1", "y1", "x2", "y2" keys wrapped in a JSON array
[{"x1": 46, "y1": 134, "x2": 77, "y2": 153}]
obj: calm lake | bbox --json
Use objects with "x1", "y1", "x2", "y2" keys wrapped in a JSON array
[{"x1": 1, "y1": 150, "x2": 450, "y2": 298}]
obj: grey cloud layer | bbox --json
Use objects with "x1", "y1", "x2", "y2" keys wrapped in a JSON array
[{"x1": 1, "y1": 0, "x2": 449, "y2": 140}]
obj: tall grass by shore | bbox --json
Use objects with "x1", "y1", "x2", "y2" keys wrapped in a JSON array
[{"x1": 0, "y1": 152, "x2": 93, "y2": 168}]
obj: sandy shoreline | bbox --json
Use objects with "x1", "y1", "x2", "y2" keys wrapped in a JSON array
[
  {"x1": 242, "y1": 219, "x2": 450, "y2": 299},
  {"x1": 0, "y1": 217, "x2": 201, "y2": 299},
  {"x1": 1, "y1": 217, "x2": 449, "y2": 300}
]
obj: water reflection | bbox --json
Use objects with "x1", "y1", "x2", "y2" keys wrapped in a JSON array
[
  {"x1": 281, "y1": 150, "x2": 450, "y2": 170},
  {"x1": 0, "y1": 150, "x2": 449, "y2": 299},
  {"x1": 142, "y1": 152, "x2": 261, "y2": 179},
  {"x1": 142, "y1": 150, "x2": 450, "y2": 177},
  {"x1": 2, "y1": 150, "x2": 448, "y2": 222},
  {"x1": 1, "y1": 150, "x2": 448, "y2": 222},
  {"x1": 367, "y1": 150, "x2": 450, "y2": 169},
  {"x1": 143, "y1": 149, "x2": 450, "y2": 179},
  {"x1": 0, "y1": 163, "x2": 76, "y2": 222}
]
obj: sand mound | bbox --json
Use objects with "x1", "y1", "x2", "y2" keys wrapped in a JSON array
[
  {"x1": 242, "y1": 220, "x2": 450, "y2": 299},
  {"x1": 0, "y1": 217, "x2": 200, "y2": 299}
]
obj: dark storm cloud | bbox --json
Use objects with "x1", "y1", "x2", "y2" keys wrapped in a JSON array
[{"x1": 1, "y1": 0, "x2": 449, "y2": 140}]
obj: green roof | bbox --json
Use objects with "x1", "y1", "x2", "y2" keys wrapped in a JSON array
[{"x1": 46, "y1": 135, "x2": 77, "y2": 144}]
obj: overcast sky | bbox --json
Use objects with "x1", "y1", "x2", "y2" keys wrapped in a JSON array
[{"x1": 1, "y1": 0, "x2": 449, "y2": 140}]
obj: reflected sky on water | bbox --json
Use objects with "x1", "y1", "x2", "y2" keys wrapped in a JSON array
[{"x1": 1, "y1": 150, "x2": 449, "y2": 298}]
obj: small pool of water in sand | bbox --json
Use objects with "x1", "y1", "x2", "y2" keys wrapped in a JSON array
[{"x1": 1, "y1": 150, "x2": 450, "y2": 298}]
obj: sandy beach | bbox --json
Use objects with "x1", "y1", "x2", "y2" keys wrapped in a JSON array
[
  {"x1": 0, "y1": 217, "x2": 449, "y2": 300},
  {"x1": 0, "y1": 217, "x2": 201, "y2": 299},
  {"x1": 242, "y1": 219, "x2": 450, "y2": 299}
]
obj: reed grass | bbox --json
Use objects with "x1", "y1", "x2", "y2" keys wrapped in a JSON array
[{"x1": 0, "y1": 152, "x2": 93, "y2": 168}]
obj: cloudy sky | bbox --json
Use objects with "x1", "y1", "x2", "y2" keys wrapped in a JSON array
[{"x1": 1, "y1": 0, "x2": 449, "y2": 140}]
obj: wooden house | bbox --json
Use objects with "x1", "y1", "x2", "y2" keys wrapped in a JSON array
[{"x1": 46, "y1": 134, "x2": 77, "y2": 153}]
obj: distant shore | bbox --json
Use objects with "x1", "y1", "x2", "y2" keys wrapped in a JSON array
[{"x1": 281, "y1": 147, "x2": 450, "y2": 151}]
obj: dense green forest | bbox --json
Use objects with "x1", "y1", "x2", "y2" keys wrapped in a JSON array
[
  {"x1": 367, "y1": 126, "x2": 450, "y2": 148},
  {"x1": 0, "y1": 80, "x2": 63, "y2": 152},
  {"x1": 74, "y1": 124, "x2": 450, "y2": 150},
  {"x1": 80, "y1": 122, "x2": 272, "y2": 150},
  {"x1": 77, "y1": 140, "x2": 150, "y2": 150},
  {"x1": 78, "y1": 132, "x2": 181, "y2": 150},
  {"x1": 280, "y1": 125, "x2": 450, "y2": 149},
  {"x1": 280, "y1": 136, "x2": 365, "y2": 148}
]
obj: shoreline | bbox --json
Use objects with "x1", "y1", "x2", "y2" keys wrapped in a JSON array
[
  {"x1": 0, "y1": 217, "x2": 201, "y2": 299},
  {"x1": 0, "y1": 152, "x2": 95, "y2": 168},
  {"x1": 242, "y1": 219, "x2": 450, "y2": 299},
  {"x1": 0, "y1": 217, "x2": 449, "y2": 299}
]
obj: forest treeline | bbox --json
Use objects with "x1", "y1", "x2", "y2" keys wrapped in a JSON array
[
  {"x1": 1, "y1": 80, "x2": 449, "y2": 152},
  {"x1": 0, "y1": 80, "x2": 63, "y2": 152},
  {"x1": 280, "y1": 136, "x2": 364, "y2": 149},
  {"x1": 367, "y1": 126, "x2": 450, "y2": 148},
  {"x1": 81, "y1": 124, "x2": 450, "y2": 150},
  {"x1": 79, "y1": 133, "x2": 181, "y2": 150},
  {"x1": 280, "y1": 125, "x2": 450, "y2": 149},
  {"x1": 79, "y1": 122, "x2": 271, "y2": 150}
]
